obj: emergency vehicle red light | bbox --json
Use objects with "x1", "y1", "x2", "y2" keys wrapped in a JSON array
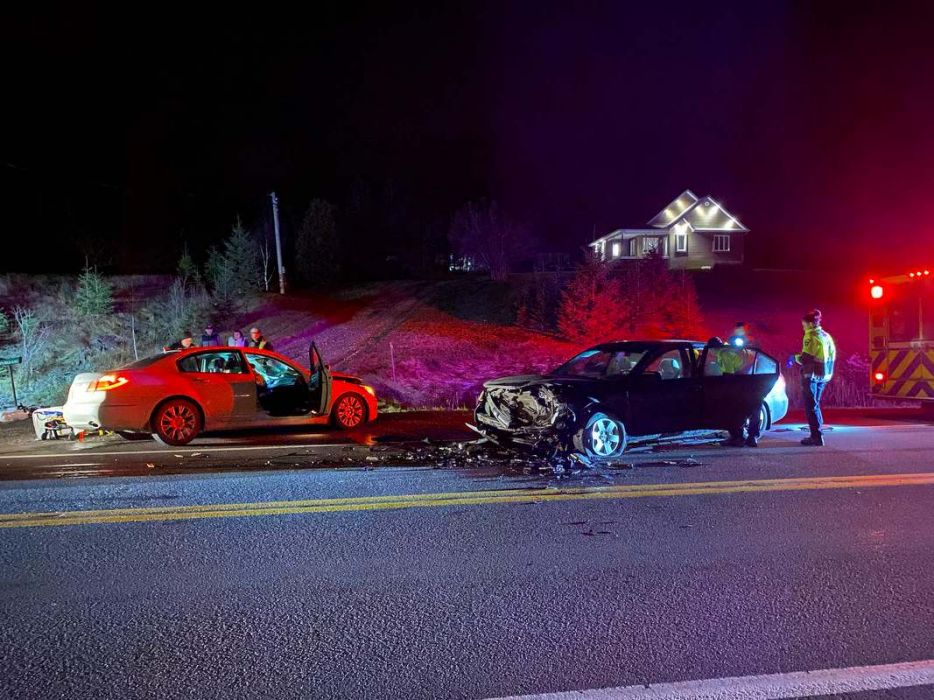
[
  {"x1": 874, "y1": 372, "x2": 885, "y2": 383},
  {"x1": 870, "y1": 285, "x2": 884, "y2": 299},
  {"x1": 909, "y1": 273, "x2": 915, "y2": 278}
]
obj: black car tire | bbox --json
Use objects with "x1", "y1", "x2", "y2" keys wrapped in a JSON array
[
  {"x1": 572, "y1": 412, "x2": 628, "y2": 462},
  {"x1": 151, "y1": 398, "x2": 203, "y2": 446}
]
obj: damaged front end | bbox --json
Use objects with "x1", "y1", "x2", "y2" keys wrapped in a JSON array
[{"x1": 474, "y1": 377, "x2": 576, "y2": 452}]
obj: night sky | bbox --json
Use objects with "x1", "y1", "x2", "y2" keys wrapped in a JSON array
[{"x1": 4, "y1": 2, "x2": 934, "y2": 273}]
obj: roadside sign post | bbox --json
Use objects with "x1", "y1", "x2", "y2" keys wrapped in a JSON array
[{"x1": 0, "y1": 356, "x2": 22, "y2": 407}]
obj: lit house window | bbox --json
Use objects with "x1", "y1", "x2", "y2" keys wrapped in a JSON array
[
  {"x1": 642, "y1": 237, "x2": 658, "y2": 254},
  {"x1": 713, "y1": 234, "x2": 731, "y2": 252},
  {"x1": 611, "y1": 241, "x2": 621, "y2": 258},
  {"x1": 675, "y1": 232, "x2": 687, "y2": 252}
]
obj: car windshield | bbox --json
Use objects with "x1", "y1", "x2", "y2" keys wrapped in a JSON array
[{"x1": 552, "y1": 349, "x2": 647, "y2": 378}]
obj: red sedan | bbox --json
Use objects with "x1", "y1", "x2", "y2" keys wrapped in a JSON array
[{"x1": 63, "y1": 342, "x2": 377, "y2": 445}]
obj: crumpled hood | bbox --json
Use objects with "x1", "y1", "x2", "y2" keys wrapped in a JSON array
[
  {"x1": 482, "y1": 374, "x2": 548, "y2": 389},
  {"x1": 482, "y1": 374, "x2": 600, "y2": 391}
]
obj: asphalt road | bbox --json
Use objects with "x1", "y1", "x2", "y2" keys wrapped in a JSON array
[{"x1": 1, "y1": 410, "x2": 933, "y2": 698}]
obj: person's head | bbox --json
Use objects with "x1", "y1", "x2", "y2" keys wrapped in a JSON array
[
  {"x1": 733, "y1": 321, "x2": 748, "y2": 336},
  {"x1": 204, "y1": 324, "x2": 214, "y2": 335},
  {"x1": 706, "y1": 336, "x2": 725, "y2": 348},
  {"x1": 802, "y1": 309, "x2": 822, "y2": 330},
  {"x1": 233, "y1": 329, "x2": 243, "y2": 339},
  {"x1": 180, "y1": 331, "x2": 193, "y2": 348},
  {"x1": 250, "y1": 327, "x2": 262, "y2": 340}
]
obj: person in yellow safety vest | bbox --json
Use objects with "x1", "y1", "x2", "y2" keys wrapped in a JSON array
[
  {"x1": 793, "y1": 309, "x2": 836, "y2": 446},
  {"x1": 708, "y1": 336, "x2": 761, "y2": 448}
]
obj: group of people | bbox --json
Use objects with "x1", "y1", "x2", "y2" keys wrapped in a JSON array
[
  {"x1": 164, "y1": 325, "x2": 273, "y2": 352},
  {"x1": 716, "y1": 310, "x2": 836, "y2": 449}
]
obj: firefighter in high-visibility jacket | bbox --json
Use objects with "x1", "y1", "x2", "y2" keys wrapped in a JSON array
[{"x1": 793, "y1": 309, "x2": 836, "y2": 446}]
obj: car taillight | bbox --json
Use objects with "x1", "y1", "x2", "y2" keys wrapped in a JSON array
[
  {"x1": 873, "y1": 372, "x2": 885, "y2": 383},
  {"x1": 87, "y1": 374, "x2": 129, "y2": 391},
  {"x1": 870, "y1": 284, "x2": 884, "y2": 299},
  {"x1": 362, "y1": 385, "x2": 376, "y2": 397}
]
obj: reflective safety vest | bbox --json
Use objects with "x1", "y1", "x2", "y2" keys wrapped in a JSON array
[
  {"x1": 716, "y1": 347, "x2": 746, "y2": 374},
  {"x1": 796, "y1": 327, "x2": 836, "y2": 380}
]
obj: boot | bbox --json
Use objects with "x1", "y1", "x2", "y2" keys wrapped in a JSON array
[
  {"x1": 800, "y1": 435, "x2": 824, "y2": 446},
  {"x1": 745, "y1": 436, "x2": 758, "y2": 447}
]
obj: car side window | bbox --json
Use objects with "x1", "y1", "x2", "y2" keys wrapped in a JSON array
[
  {"x1": 753, "y1": 352, "x2": 778, "y2": 375},
  {"x1": 643, "y1": 349, "x2": 688, "y2": 380},
  {"x1": 178, "y1": 351, "x2": 247, "y2": 374},
  {"x1": 247, "y1": 355, "x2": 304, "y2": 388},
  {"x1": 705, "y1": 347, "x2": 755, "y2": 376}
]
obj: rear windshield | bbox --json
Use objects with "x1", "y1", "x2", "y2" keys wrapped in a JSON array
[{"x1": 123, "y1": 354, "x2": 168, "y2": 370}]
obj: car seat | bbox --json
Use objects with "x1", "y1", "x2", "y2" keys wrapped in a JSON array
[{"x1": 658, "y1": 357, "x2": 681, "y2": 380}]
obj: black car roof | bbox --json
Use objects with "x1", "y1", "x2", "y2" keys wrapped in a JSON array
[{"x1": 591, "y1": 340, "x2": 705, "y2": 352}]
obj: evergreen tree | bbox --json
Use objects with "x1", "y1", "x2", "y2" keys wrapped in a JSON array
[
  {"x1": 75, "y1": 265, "x2": 114, "y2": 316},
  {"x1": 177, "y1": 244, "x2": 201, "y2": 287},
  {"x1": 294, "y1": 199, "x2": 340, "y2": 287},
  {"x1": 224, "y1": 218, "x2": 262, "y2": 294}
]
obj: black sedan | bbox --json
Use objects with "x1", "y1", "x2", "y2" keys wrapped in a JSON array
[{"x1": 474, "y1": 340, "x2": 787, "y2": 461}]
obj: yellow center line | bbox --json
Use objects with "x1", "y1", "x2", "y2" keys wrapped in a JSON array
[{"x1": 1, "y1": 472, "x2": 933, "y2": 529}]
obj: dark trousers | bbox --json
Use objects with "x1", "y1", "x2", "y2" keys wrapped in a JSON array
[
  {"x1": 730, "y1": 407, "x2": 762, "y2": 440},
  {"x1": 802, "y1": 377, "x2": 827, "y2": 438}
]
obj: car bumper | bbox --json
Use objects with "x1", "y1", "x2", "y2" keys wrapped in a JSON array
[
  {"x1": 766, "y1": 393, "x2": 789, "y2": 425},
  {"x1": 63, "y1": 399, "x2": 151, "y2": 432}
]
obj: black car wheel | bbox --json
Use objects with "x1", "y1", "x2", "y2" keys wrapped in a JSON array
[
  {"x1": 152, "y1": 398, "x2": 203, "y2": 446},
  {"x1": 573, "y1": 412, "x2": 627, "y2": 462}
]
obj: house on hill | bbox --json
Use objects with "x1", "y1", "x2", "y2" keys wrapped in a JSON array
[{"x1": 590, "y1": 190, "x2": 749, "y2": 269}]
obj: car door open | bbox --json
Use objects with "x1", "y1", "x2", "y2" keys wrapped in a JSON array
[
  {"x1": 308, "y1": 342, "x2": 332, "y2": 415},
  {"x1": 699, "y1": 346, "x2": 780, "y2": 430}
]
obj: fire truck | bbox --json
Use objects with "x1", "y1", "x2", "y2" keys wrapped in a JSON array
[{"x1": 867, "y1": 268, "x2": 934, "y2": 401}]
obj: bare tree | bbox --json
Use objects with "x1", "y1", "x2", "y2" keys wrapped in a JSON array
[
  {"x1": 12, "y1": 306, "x2": 50, "y2": 378},
  {"x1": 259, "y1": 234, "x2": 272, "y2": 292},
  {"x1": 448, "y1": 200, "x2": 532, "y2": 281}
]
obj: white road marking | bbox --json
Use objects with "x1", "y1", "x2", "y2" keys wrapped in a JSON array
[
  {"x1": 493, "y1": 659, "x2": 934, "y2": 699},
  {"x1": 0, "y1": 443, "x2": 354, "y2": 460}
]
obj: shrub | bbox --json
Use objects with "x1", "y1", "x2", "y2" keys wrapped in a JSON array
[{"x1": 557, "y1": 253, "x2": 704, "y2": 344}]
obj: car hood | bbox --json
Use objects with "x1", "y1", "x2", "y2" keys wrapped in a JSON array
[
  {"x1": 331, "y1": 371, "x2": 362, "y2": 382},
  {"x1": 482, "y1": 374, "x2": 601, "y2": 391}
]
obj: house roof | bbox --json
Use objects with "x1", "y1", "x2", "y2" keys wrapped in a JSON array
[
  {"x1": 673, "y1": 196, "x2": 748, "y2": 232},
  {"x1": 589, "y1": 229, "x2": 666, "y2": 246},
  {"x1": 647, "y1": 190, "x2": 699, "y2": 228},
  {"x1": 590, "y1": 190, "x2": 749, "y2": 246}
]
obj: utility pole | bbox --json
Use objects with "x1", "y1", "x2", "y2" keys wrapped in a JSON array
[{"x1": 270, "y1": 191, "x2": 286, "y2": 295}]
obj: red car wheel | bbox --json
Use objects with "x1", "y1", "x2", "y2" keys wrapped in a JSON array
[
  {"x1": 152, "y1": 398, "x2": 203, "y2": 446},
  {"x1": 333, "y1": 393, "x2": 367, "y2": 429}
]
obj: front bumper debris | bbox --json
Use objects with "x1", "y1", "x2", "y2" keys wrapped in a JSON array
[{"x1": 474, "y1": 383, "x2": 575, "y2": 449}]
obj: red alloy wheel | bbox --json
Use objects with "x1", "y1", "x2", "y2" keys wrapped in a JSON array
[
  {"x1": 153, "y1": 399, "x2": 202, "y2": 446},
  {"x1": 334, "y1": 394, "x2": 366, "y2": 429}
]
